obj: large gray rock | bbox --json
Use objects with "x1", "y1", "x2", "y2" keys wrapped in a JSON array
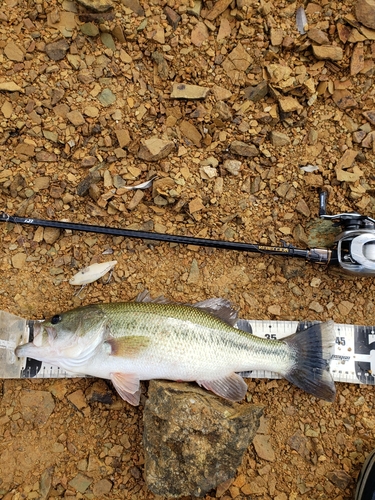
[
  {"x1": 76, "y1": 0, "x2": 113, "y2": 12},
  {"x1": 143, "y1": 380, "x2": 263, "y2": 498}
]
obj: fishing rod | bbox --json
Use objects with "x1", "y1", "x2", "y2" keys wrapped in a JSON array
[{"x1": 1, "y1": 192, "x2": 375, "y2": 276}]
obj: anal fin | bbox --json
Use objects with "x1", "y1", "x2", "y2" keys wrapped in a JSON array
[
  {"x1": 197, "y1": 373, "x2": 248, "y2": 402},
  {"x1": 111, "y1": 372, "x2": 141, "y2": 406}
]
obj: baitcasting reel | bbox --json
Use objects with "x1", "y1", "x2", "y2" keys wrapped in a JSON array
[{"x1": 319, "y1": 191, "x2": 375, "y2": 276}]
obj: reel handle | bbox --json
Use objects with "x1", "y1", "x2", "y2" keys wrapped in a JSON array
[{"x1": 319, "y1": 190, "x2": 328, "y2": 217}]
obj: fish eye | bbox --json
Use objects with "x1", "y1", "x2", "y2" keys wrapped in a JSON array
[{"x1": 51, "y1": 315, "x2": 62, "y2": 325}]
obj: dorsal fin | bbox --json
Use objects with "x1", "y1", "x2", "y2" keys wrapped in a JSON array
[
  {"x1": 192, "y1": 298, "x2": 238, "y2": 326},
  {"x1": 235, "y1": 319, "x2": 253, "y2": 334},
  {"x1": 135, "y1": 289, "x2": 238, "y2": 326}
]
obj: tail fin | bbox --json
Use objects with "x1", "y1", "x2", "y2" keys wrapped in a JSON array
[{"x1": 283, "y1": 321, "x2": 336, "y2": 402}]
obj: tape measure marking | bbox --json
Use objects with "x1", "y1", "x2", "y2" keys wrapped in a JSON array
[{"x1": 0, "y1": 339, "x2": 16, "y2": 350}]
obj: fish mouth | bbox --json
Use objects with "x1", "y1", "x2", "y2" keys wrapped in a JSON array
[
  {"x1": 15, "y1": 342, "x2": 36, "y2": 358},
  {"x1": 15, "y1": 321, "x2": 45, "y2": 357}
]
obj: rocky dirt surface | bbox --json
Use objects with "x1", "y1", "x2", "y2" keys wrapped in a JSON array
[{"x1": 0, "y1": 0, "x2": 375, "y2": 498}]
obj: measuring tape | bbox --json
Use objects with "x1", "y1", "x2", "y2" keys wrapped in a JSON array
[{"x1": 0, "y1": 310, "x2": 374, "y2": 385}]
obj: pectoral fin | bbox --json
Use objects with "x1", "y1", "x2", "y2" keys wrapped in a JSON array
[
  {"x1": 111, "y1": 372, "x2": 141, "y2": 406},
  {"x1": 105, "y1": 336, "x2": 149, "y2": 358},
  {"x1": 197, "y1": 373, "x2": 248, "y2": 402}
]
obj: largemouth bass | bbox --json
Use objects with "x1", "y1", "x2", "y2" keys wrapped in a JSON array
[{"x1": 15, "y1": 292, "x2": 336, "y2": 405}]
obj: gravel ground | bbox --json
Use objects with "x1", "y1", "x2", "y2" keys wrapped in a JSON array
[{"x1": 0, "y1": 0, "x2": 375, "y2": 498}]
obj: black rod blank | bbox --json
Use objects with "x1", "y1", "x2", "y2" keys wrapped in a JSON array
[{"x1": 0, "y1": 212, "x2": 330, "y2": 263}]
